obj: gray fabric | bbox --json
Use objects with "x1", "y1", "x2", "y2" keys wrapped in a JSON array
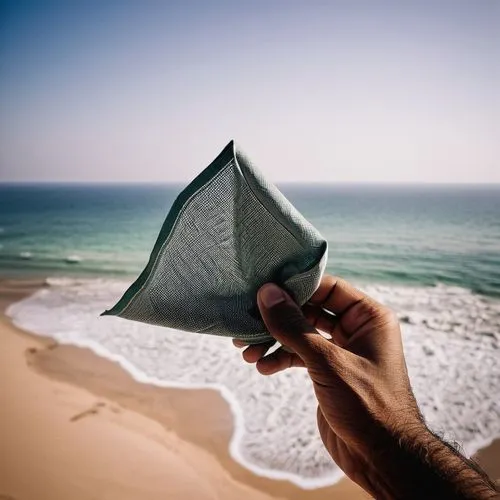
[{"x1": 103, "y1": 141, "x2": 328, "y2": 344}]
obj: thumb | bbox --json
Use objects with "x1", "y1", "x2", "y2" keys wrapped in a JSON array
[{"x1": 257, "y1": 283, "x2": 331, "y2": 363}]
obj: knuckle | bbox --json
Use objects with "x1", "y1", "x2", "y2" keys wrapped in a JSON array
[
  {"x1": 335, "y1": 276, "x2": 348, "y2": 288},
  {"x1": 362, "y1": 297, "x2": 382, "y2": 315},
  {"x1": 361, "y1": 297, "x2": 395, "y2": 324},
  {"x1": 323, "y1": 274, "x2": 340, "y2": 289},
  {"x1": 343, "y1": 297, "x2": 377, "y2": 326},
  {"x1": 378, "y1": 305, "x2": 399, "y2": 326}
]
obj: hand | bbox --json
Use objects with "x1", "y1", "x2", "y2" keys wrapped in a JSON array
[
  {"x1": 234, "y1": 275, "x2": 499, "y2": 499},
  {"x1": 234, "y1": 275, "x2": 422, "y2": 495}
]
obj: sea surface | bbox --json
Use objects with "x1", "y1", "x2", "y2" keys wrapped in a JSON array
[{"x1": 2, "y1": 183, "x2": 500, "y2": 488}]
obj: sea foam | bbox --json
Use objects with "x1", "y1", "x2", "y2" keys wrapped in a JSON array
[{"x1": 7, "y1": 278, "x2": 500, "y2": 489}]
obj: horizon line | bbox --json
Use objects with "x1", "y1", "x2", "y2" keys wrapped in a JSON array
[{"x1": 1, "y1": 180, "x2": 500, "y2": 187}]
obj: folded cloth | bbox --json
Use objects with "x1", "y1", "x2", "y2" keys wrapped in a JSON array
[{"x1": 102, "y1": 141, "x2": 328, "y2": 344}]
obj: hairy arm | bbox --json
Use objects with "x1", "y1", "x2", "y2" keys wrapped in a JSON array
[{"x1": 364, "y1": 419, "x2": 499, "y2": 499}]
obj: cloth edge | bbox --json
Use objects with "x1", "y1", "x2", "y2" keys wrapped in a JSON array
[{"x1": 101, "y1": 140, "x2": 236, "y2": 317}]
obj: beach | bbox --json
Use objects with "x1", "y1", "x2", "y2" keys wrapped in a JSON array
[
  {"x1": 0, "y1": 278, "x2": 370, "y2": 500},
  {"x1": 1, "y1": 280, "x2": 498, "y2": 500},
  {"x1": 1, "y1": 184, "x2": 500, "y2": 498},
  {"x1": 2, "y1": 0, "x2": 499, "y2": 495}
]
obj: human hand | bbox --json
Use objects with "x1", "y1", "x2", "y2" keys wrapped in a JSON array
[
  {"x1": 235, "y1": 275, "x2": 499, "y2": 498},
  {"x1": 234, "y1": 275, "x2": 422, "y2": 495}
]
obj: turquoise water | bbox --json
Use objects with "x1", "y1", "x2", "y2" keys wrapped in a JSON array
[{"x1": 1, "y1": 183, "x2": 500, "y2": 295}]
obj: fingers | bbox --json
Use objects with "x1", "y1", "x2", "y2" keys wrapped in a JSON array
[
  {"x1": 256, "y1": 347, "x2": 305, "y2": 375},
  {"x1": 257, "y1": 283, "x2": 332, "y2": 363},
  {"x1": 310, "y1": 275, "x2": 390, "y2": 338},
  {"x1": 241, "y1": 339, "x2": 276, "y2": 363},
  {"x1": 310, "y1": 275, "x2": 367, "y2": 315},
  {"x1": 235, "y1": 338, "x2": 302, "y2": 375},
  {"x1": 302, "y1": 303, "x2": 348, "y2": 347},
  {"x1": 302, "y1": 303, "x2": 337, "y2": 334},
  {"x1": 232, "y1": 339, "x2": 248, "y2": 348}
]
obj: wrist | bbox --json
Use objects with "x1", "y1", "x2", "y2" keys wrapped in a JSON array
[
  {"x1": 363, "y1": 410, "x2": 429, "y2": 463},
  {"x1": 355, "y1": 393, "x2": 427, "y2": 459}
]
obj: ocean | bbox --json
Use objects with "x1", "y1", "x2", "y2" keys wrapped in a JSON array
[{"x1": 2, "y1": 183, "x2": 500, "y2": 488}]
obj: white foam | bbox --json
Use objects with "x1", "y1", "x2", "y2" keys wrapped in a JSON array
[
  {"x1": 64, "y1": 255, "x2": 83, "y2": 264},
  {"x1": 6, "y1": 278, "x2": 500, "y2": 489}
]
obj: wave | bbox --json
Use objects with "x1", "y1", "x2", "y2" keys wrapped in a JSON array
[
  {"x1": 64, "y1": 255, "x2": 83, "y2": 264},
  {"x1": 6, "y1": 277, "x2": 500, "y2": 489},
  {"x1": 0, "y1": 252, "x2": 138, "y2": 278}
]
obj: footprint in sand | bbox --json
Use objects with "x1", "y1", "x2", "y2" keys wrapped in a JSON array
[
  {"x1": 70, "y1": 402, "x2": 106, "y2": 422},
  {"x1": 25, "y1": 347, "x2": 37, "y2": 366}
]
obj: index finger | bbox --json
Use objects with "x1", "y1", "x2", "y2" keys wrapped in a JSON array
[{"x1": 309, "y1": 275, "x2": 367, "y2": 315}]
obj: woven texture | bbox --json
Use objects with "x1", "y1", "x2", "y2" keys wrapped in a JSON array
[{"x1": 103, "y1": 141, "x2": 328, "y2": 343}]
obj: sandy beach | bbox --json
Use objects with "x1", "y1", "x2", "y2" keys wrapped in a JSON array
[
  {"x1": 0, "y1": 279, "x2": 498, "y2": 500},
  {"x1": 0, "y1": 279, "x2": 370, "y2": 500}
]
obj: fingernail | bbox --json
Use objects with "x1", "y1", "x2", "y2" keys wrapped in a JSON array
[{"x1": 259, "y1": 284, "x2": 286, "y2": 308}]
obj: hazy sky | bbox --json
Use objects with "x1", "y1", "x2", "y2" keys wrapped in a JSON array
[{"x1": 0, "y1": 0, "x2": 498, "y2": 183}]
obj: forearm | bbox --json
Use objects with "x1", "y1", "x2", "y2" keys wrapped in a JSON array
[{"x1": 366, "y1": 420, "x2": 499, "y2": 499}]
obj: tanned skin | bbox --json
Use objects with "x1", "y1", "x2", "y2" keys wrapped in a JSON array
[{"x1": 233, "y1": 275, "x2": 499, "y2": 499}]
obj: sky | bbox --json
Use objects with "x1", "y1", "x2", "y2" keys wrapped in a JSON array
[{"x1": 0, "y1": 0, "x2": 498, "y2": 183}]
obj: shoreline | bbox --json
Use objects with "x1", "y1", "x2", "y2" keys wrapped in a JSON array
[
  {"x1": 0, "y1": 278, "x2": 367, "y2": 500},
  {"x1": 0, "y1": 278, "x2": 498, "y2": 500}
]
